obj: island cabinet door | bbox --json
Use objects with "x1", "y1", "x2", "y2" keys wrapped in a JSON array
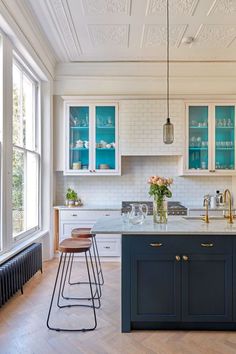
[
  {"x1": 131, "y1": 254, "x2": 181, "y2": 322},
  {"x1": 182, "y1": 254, "x2": 233, "y2": 322}
]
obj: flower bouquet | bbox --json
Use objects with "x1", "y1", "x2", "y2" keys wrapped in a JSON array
[{"x1": 148, "y1": 176, "x2": 173, "y2": 224}]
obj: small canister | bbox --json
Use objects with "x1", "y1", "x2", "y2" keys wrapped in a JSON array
[{"x1": 73, "y1": 162, "x2": 81, "y2": 169}]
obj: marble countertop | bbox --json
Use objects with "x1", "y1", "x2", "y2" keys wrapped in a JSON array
[
  {"x1": 91, "y1": 216, "x2": 236, "y2": 235},
  {"x1": 54, "y1": 205, "x2": 121, "y2": 211}
]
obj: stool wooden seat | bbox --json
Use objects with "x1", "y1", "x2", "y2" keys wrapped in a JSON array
[
  {"x1": 71, "y1": 228, "x2": 93, "y2": 238},
  {"x1": 59, "y1": 238, "x2": 91, "y2": 253}
]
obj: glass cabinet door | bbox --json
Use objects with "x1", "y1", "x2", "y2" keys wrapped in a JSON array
[
  {"x1": 95, "y1": 105, "x2": 116, "y2": 171},
  {"x1": 215, "y1": 106, "x2": 235, "y2": 171},
  {"x1": 188, "y1": 106, "x2": 209, "y2": 170},
  {"x1": 69, "y1": 106, "x2": 90, "y2": 171}
]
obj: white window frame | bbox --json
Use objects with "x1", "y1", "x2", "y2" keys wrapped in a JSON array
[{"x1": 12, "y1": 57, "x2": 41, "y2": 242}]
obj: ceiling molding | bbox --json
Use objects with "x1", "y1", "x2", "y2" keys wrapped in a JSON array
[
  {"x1": 55, "y1": 61, "x2": 236, "y2": 78},
  {"x1": 44, "y1": 0, "x2": 82, "y2": 61},
  {"x1": 0, "y1": 0, "x2": 56, "y2": 78}
]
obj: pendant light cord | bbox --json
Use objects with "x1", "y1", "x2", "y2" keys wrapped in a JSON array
[{"x1": 167, "y1": 0, "x2": 169, "y2": 120}]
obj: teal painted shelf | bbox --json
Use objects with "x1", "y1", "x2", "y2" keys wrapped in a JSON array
[
  {"x1": 96, "y1": 126, "x2": 115, "y2": 129},
  {"x1": 216, "y1": 126, "x2": 234, "y2": 129},
  {"x1": 70, "y1": 126, "x2": 89, "y2": 129},
  {"x1": 189, "y1": 126, "x2": 208, "y2": 129},
  {"x1": 216, "y1": 148, "x2": 234, "y2": 150},
  {"x1": 70, "y1": 147, "x2": 88, "y2": 151},
  {"x1": 189, "y1": 147, "x2": 208, "y2": 150},
  {"x1": 96, "y1": 148, "x2": 115, "y2": 150}
]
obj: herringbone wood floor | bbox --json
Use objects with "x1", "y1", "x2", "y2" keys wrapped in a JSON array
[{"x1": 1, "y1": 259, "x2": 236, "y2": 354}]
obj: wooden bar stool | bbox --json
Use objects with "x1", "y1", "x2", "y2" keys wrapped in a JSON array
[
  {"x1": 47, "y1": 238, "x2": 97, "y2": 332},
  {"x1": 71, "y1": 228, "x2": 104, "y2": 286}
]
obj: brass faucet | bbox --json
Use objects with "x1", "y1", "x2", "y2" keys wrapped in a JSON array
[
  {"x1": 202, "y1": 196, "x2": 209, "y2": 223},
  {"x1": 224, "y1": 189, "x2": 234, "y2": 224}
]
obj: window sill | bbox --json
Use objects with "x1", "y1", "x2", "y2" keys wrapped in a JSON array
[{"x1": 0, "y1": 230, "x2": 48, "y2": 265}]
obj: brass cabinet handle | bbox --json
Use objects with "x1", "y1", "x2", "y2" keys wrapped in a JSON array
[
  {"x1": 182, "y1": 255, "x2": 189, "y2": 261},
  {"x1": 209, "y1": 170, "x2": 215, "y2": 173},
  {"x1": 175, "y1": 255, "x2": 181, "y2": 261},
  {"x1": 201, "y1": 243, "x2": 214, "y2": 247},
  {"x1": 150, "y1": 243, "x2": 163, "y2": 247}
]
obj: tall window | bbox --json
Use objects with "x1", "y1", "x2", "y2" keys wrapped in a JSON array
[{"x1": 12, "y1": 60, "x2": 40, "y2": 239}]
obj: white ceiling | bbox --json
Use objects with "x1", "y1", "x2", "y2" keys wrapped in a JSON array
[{"x1": 25, "y1": 0, "x2": 236, "y2": 62}]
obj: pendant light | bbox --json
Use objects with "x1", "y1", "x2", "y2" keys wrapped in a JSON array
[{"x1": 163, "y1": 0, "x2": 174, "y2": 144}]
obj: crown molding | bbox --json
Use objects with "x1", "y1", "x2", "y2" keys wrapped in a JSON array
[
  {"x1": 55, "y1": 61, "x2": 236, "y2": 78},
  {"x1": 0, "y1": 0, "x2": 56, "y2": 78}
]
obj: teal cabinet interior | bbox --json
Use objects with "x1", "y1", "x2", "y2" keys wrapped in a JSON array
[
  {"x1": 69, "y1": 106, "x2": 89, "y2": 170},
  {"x1": 215, "y1": 106, "x2": 235, "y2": 171},
  {"x1": 187, "y1": 103, "x2": 236, "y2": 174},
  {"x1": 189, "y1": 106, "x2": 209, "y2": 170},
  {"x1": 64, "y1": 101, "x2": 120, "y2": 175},
  {"x1": 95, "y1": 106, "x2": 116, "y2": 170},
  {"x1": 122, "y1": 235, "x2": 236, "y2": 332}
]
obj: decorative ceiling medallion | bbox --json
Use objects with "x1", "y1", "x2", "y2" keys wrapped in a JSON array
[
  {"x1": 82, "y1": 0, "x2": 130, "y2": 15},
  {"x1": 89, "y1": 24, "x2": 129, "y2": 47},
  {"x1": 209, "y1": 0, "x2": 236, "y2": 15},
  {"x1": 146, "y1": 0, "x2": 199, "y2": 16},
  {"x1": 195, "y1": 24, "x2": 236, "y2": 47},
  {"x1": 142, "y1": 24, "x2": 187, "y2": 47}
]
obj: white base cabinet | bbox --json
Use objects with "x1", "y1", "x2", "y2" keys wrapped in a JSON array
[{"x1": 59, "y1": 209, "x2": 121, "y2": 257}]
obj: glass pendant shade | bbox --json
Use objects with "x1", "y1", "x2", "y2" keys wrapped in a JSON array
[{"x1": 163, "y1": 118, "x2": 174, "y2": 144}]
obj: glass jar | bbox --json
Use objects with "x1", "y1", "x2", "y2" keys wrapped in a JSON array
[{"x1": 153, "y1": 198, "x2": 168, "y2": 224}]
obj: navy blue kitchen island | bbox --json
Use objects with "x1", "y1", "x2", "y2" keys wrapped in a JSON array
[{"x1": 92, "y1": 216, "x2": 236, "y2": 332}]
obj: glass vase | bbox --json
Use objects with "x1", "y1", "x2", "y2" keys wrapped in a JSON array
[{"x1": 153, "y1": 198, "x2": 168, "y2": 224}]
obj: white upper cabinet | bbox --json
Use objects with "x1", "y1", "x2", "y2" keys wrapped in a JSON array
[
  {"x1": 64, "y1": 100, "x2": 120, "y2": 176},
  {"x1": 182, "y1": 103, "x2": 236, "y2": 176}
]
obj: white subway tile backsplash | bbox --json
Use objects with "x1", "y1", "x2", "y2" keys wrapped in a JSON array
[{"x1": 55, "y1": 156, "x2": 232, "y2": 208}]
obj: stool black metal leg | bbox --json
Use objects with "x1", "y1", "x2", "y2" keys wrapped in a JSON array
[
  {"x1": 85, "y1": 251, "x2": 97, "y2": 330},
  {"x1": 47, "y1": 251, "x2": 97, "y2": 332},
  {"x1": 88, "y1": 248, "x2": 101, "y2": 309},
  {"x1": 94, "y1": 235, "x2": 104, "y2": 285},
  {"x1": 68, "y1": 253, "x2": 74, "y2": 285},
  {"x1": 66, "y1": 238, "x2": 102, "y2": 299},
  {"x1": 61, "y1": 251, "x2": 100, "y2": 303},
  {"x1": 57, "y1": 253, "x2": 68, "y2": 308},
  {"x1": 91, "y1": 237, "x2": 102, "y2": 298},
  {"x1": 47, "y1": 253, "x2": 63, "y2": 330},
  {"x1": 61, "y1": 253, "x2": 72, "y2": 300}
]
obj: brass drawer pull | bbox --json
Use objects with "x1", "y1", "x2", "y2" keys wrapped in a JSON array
[
  {"x1": 175, "y1": 255, "x2": 181, "y2": 261},
  {"x1": 150, "y1": 243, "x2": 163, "y2": 247},
  {"x1": 72, "y1": 214, "x2": 78, "y2": 217},
  {"x1": 201, "y1": 243, "x2": 214, "y2": 247},
  {"x1": 183, "y1": 255, "x2": 189, "y2": 261}
]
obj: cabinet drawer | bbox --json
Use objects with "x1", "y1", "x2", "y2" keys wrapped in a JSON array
[
  {"x1": 96, "y1": 238, "x2": 121, "y2": 257},
  {"x1": 186, "y1": 236, "x2": 233, "y2": 254},
  {"x1": 131, "y1": 236, "x2": 181, "y2": 254},
  {"x1": 60, "y1": 210, "x2": 119, "y2": 221},
  {"x1": 59, "y1": 222, "x2": 93, "y2": 241},
  {"x1": 129, "y1": 236, "x2": 233, "y2": 255}
]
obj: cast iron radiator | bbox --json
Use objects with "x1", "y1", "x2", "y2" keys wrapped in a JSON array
[{"x1": 0, "y1": 243, "x2": 42, "y2": 307}]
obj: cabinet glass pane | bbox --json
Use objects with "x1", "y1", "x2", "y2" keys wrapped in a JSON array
[
  {"x1": 69, "y1": 106, "x2": 89, "y2": 170},
  {"x1": 95, "y1": 106, "x2": 116, "y2": 170},
  {"x1": 215, "y1": 106, "x2": 235, "y2": 170},
  {"x1": 188, "y1": 106, "x2": 209, "y2": 170}
]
